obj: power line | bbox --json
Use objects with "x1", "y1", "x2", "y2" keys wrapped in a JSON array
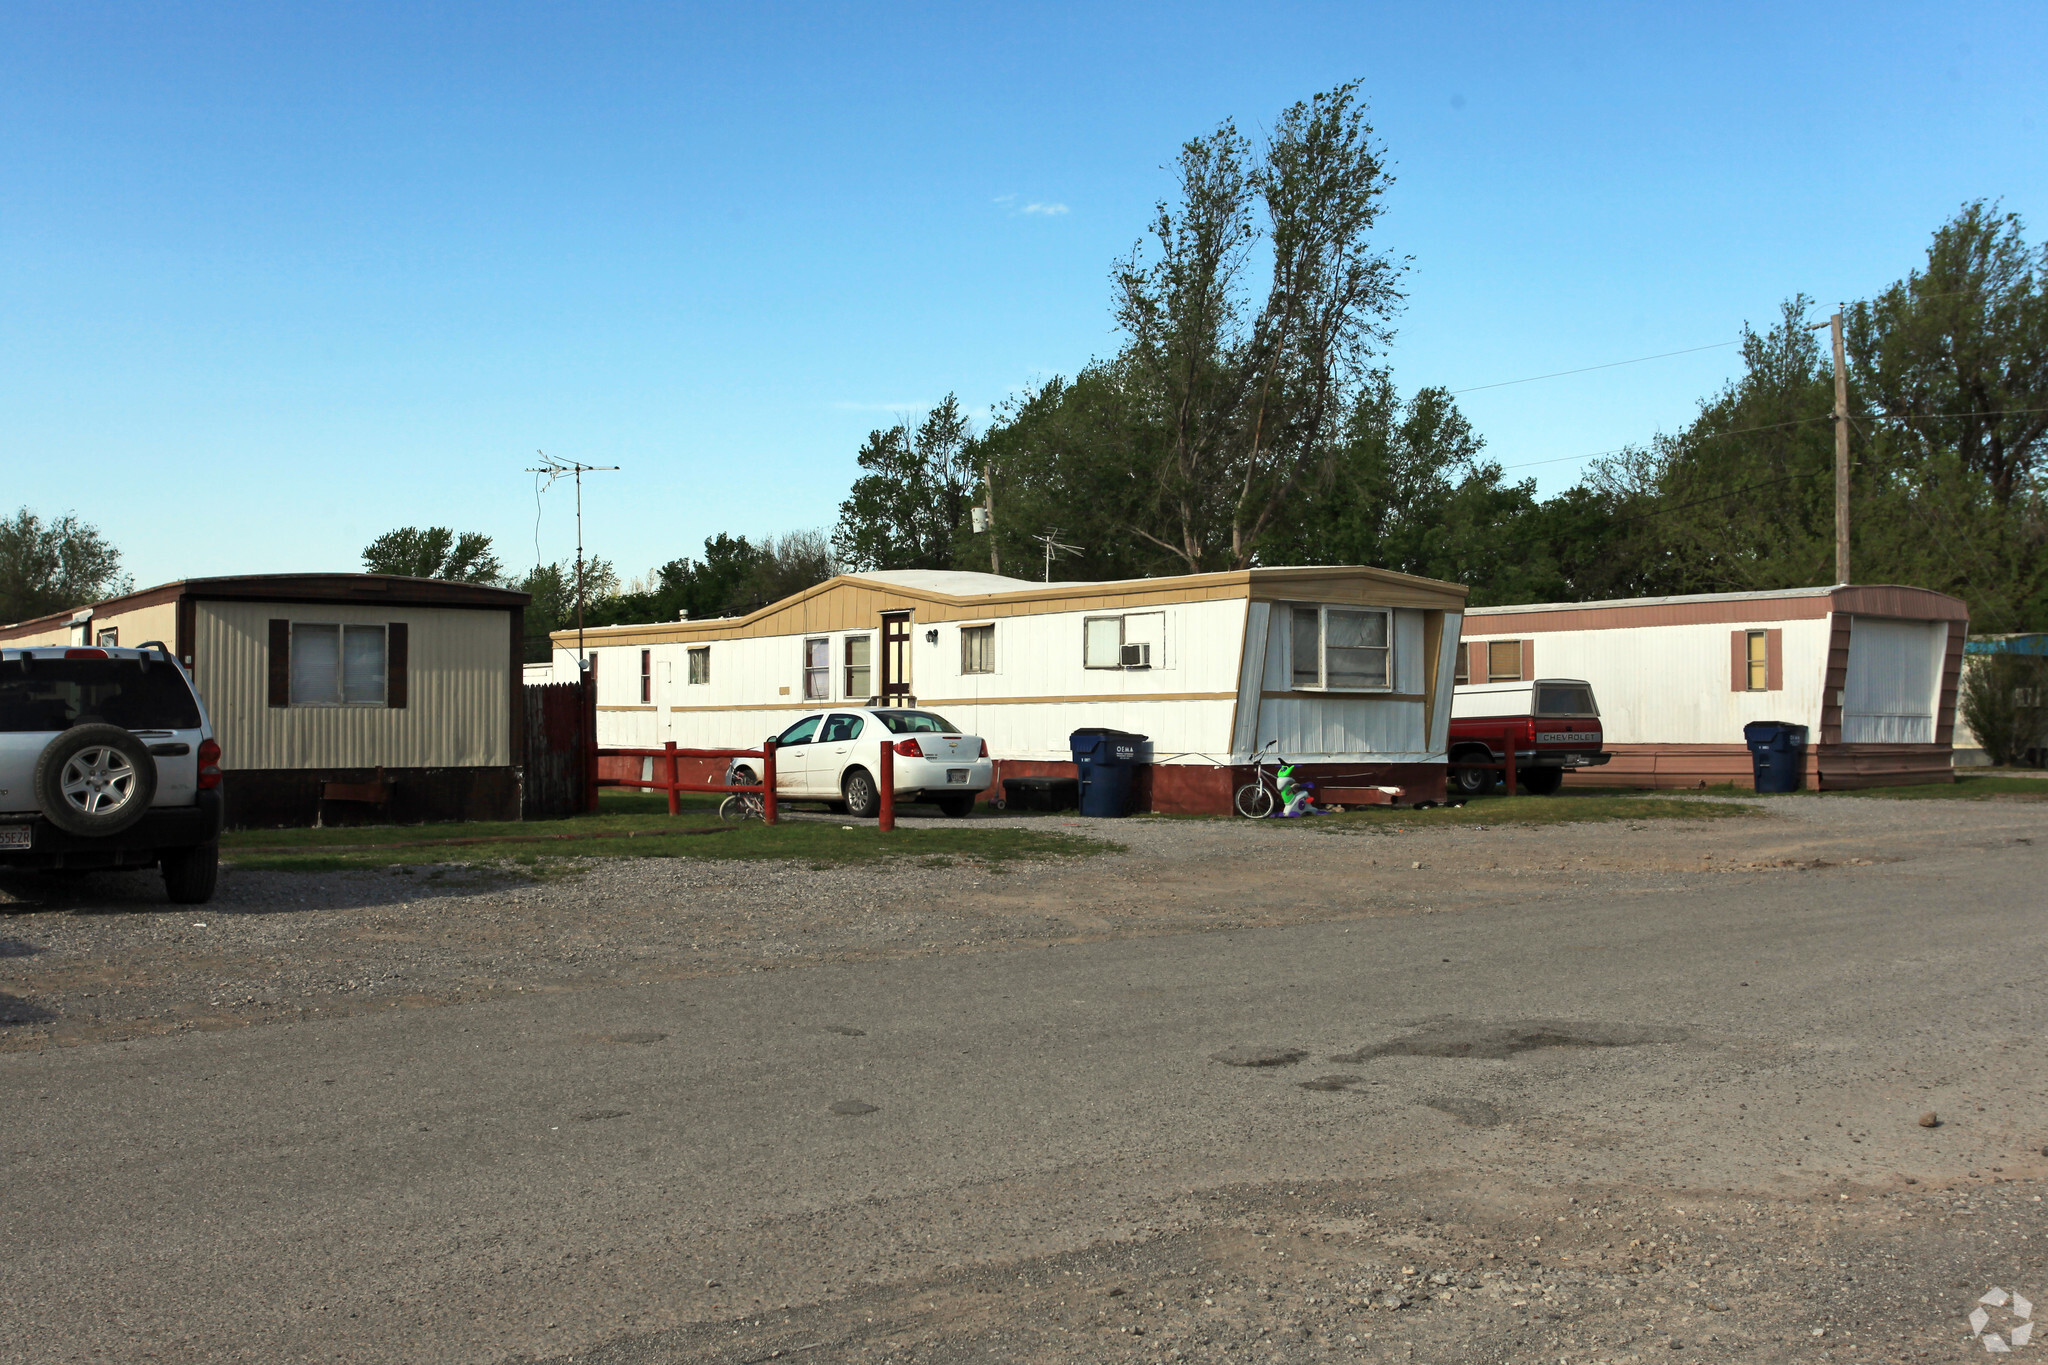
[{"x1": 1450, "y1": 341, "x2": 1738, "y2": 395}]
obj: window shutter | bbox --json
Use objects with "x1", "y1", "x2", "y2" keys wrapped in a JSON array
[
  {"x1": 1730, "y1": 630, "x2": 1747, "y2": 691},
  {"x1": 267, "y1": 619, "x2": 290, "y2": 707},
  {"x1": 387, "y1": 622, "x2": 409, "y2": 709},
  {"x1": 1519, "y1": 639, "x2": 1535, "y2": 682},
  {"x1": 1765, "y1": 628, "x2": 1783, "y2": 691}
]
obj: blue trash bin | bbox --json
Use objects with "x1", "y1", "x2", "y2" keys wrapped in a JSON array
[
  {"x1": 1069, "y1": 728, "x2": 1148, "y2": 818},
  {"x1": 1743, "y1": 721, "x2": 1809, "y2": 793}
]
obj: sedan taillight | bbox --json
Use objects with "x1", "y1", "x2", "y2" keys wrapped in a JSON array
[
  {"x1": 977, "y1": 739, "x2": 988, "y2": 758},
  {"x1": 196, "y1": 738, "x2": 222, "y2": 790},
  {"x1": 893, "y1": 738, "x2": 924, "y2": 758}
]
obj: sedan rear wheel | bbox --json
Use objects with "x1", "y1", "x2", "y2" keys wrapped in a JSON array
[{"x1": 843, "y1": 767, "x2": 881, "y2": 820}]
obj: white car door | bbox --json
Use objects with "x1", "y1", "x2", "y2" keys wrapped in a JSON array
[
  {"x1": 815, "y1": 713, "x2": 868, "y2": 798},
  {"x1": 771, "y1": 714, "x2": 822, "y2": 796}
]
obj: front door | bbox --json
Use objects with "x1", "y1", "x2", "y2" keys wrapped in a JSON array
[{"x1": 880, "y1": 612, "x2": 912, "y2": 705}]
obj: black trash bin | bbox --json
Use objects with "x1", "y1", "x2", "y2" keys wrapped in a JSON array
[
  {"x1": 1069, "y1": 728, "x2": 1149, "y2": 818},
  {"x1": 1743, "y1": 721, "x2": 1809, "y2": 793}
]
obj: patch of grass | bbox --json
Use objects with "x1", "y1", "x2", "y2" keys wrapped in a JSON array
[
  {"x1": 222, "y1": 789, "x2": 1114, "y2": 872},
  {"x1": 1814, "y1": 773, "x2": 2048, "y2": 800},
  {"x1": 1305, "y1": 793, "x2": 1763, "y2": 828}
]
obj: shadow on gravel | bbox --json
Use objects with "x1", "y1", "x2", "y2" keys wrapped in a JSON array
[
  {"x1": 1333, "y1": 1018, "x2": 1688, "y2": 1063},
  {"x1": 0, "y1": 991, "x2": 57, "y2": 1025}
]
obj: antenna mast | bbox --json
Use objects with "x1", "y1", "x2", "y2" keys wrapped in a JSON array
[
  {"x1": 526, "y1": 451, "x2": 621, "y2": 670},
  {"x1": 1030, "y1": 527, "x2": 1083, "y2": 583}
]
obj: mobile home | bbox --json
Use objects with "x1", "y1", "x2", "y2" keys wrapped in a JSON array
[
  {"x1": 550, "y1": 567, "x2": 1470, "y2": 813},
  {"x1": 0, "y1": 574, "x2": 528, "y2": 825},
  {"x1": 1456, "y1": 584, "x2": 1968, "y2": 789}
]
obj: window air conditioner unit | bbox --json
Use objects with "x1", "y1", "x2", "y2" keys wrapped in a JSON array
[{"x1": 1120, "y1": 643, "x2": 1151, "y2": 669}]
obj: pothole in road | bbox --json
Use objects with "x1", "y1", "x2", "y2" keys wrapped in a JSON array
[
  {"x1": 1332, "y1": 1020, "x2": 1687, "y2": 1063},
  {"x1": 1212, "y1": 1046, "x2": 1310, "y2": 1068},
  {"x1": 1424, "y1": 1097, "x2": 1503, "y2": 1127}
]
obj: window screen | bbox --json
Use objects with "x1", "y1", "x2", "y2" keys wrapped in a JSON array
[
  {"x1": 1454, "y1": 642, "x2": 1469, "y2": 685},
  {"x1": 803, "y1": 638, "x2": 830, "y2": 700},
  {"x1": 687, "y1": 646, "x2": 710, "y2": 684},
  {"x1": 291, "y1": 624, "x2": 387, "y2": 706},
  {"x1": 844, "y1": 636, "x2": 871, "y2": 698},
  {"x1": 1083, "y1": 617, "x2": 1123, "y2": 668},
  {"x1": 1324, "y1": 609, "x2": 1389, "y2": 689},
  {"x1": 639, "y1": 649, "x2": 652, "y2": 703},
  {"x1": 1487, "y1": 640, "x2": 1523, "y2": 682},
  {"x1": 961, "y1": 625, "x2": 994, "y2": 674},
  {"x1": 1291, "y1": 608, "x2": 1322, "y2": 687},
  {"x1": 1745, "y1": 631, "x2": 1767, "y2": 691}
]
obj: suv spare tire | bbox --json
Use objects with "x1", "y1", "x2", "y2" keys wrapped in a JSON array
[{"x1": 34, "y1": 724, "x2": 158, "y2": 838}]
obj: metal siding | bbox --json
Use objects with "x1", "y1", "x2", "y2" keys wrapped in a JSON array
[
  {"x1": 197, "y1": 601, "x2": 511, "y2": 770},
  {"x1": 1459, "y1": 618, "x2": 1833, "y2": 744},
  {"x1": 1842, "y1": 616, "x2": 1943, "y2": 743}
]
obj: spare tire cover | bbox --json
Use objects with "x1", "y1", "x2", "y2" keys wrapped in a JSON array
[{"x1": 33, "y1": 724, "x2": 159, "y2": 838}]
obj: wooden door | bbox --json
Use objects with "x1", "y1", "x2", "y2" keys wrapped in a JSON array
[{"x1": 880, "y1": 612, "x2": 912, "y2": 705}]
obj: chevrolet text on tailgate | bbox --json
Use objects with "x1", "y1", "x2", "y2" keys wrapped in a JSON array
[
  {"x1": 0, "y1": 645, "x2": 224, "y2": 902},
  {"x1": 1447, "y1": 678, "x2": 1611, "y2": 797}
]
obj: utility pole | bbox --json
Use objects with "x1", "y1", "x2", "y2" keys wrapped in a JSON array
[
  {"x1": 983, "y1": 464, "x2": 1001, "y2": 575},
  {"x1": 1829, "y1": 312, "x2": 1851, "y2": 584},
  {"x1": 526, "y1": 451, "x2": 621, "y2": 670}
]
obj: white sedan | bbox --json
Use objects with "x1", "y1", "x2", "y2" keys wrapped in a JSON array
[{"x1": 759, "y1": 708, "x2": 993, "y2": 818}]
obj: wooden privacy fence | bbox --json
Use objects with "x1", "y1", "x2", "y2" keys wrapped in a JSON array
[
  {"x1": 594, "y1": 740, "x2": 912, "y2": 830},
  {"x1": 522, "y1": 681, "x2": 596, "y2": 819}
]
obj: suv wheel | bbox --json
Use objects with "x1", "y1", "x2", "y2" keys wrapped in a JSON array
[
  {"x1": 842, "y1": 768, "x2": 881, "y2": 819},
  {"x1": 35, "y1": 724, "x2": 157, "y2": 837},
  {"x1": 161, "y1": 842, "x2": 219, "y2": 904}
]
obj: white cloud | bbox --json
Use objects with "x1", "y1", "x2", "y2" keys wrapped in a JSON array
[
  {"x1": 993, "y1": 194, "x2": 1070, "y2": 217},
  {"x1": 1021, "y1": 201, "x2": 1069, "y2": 216}
]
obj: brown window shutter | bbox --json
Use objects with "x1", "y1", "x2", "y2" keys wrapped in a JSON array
[
  {"x1": 1765, "y1": 628, "x2": 1783, "y2": 691},
  {"x1": 1730, "y1": 630, "x2": 1747, "y2": 691},
  {"x1": 387, "y1": 623, "x2": 409, "y2": 709},
  {"x1": 1519, "y1": 639, "x2": 1535, "y2": 681},
  {"x1": 267, "y1": 619, "x2": 290, "y2": 707}
]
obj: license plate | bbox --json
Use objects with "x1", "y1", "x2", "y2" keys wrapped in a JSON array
[
  {"x1": 1563, "y1": 756, "x2": 1588, "y2": 766},
  {"x1": 946, "y1": 769, "x2": 969, "y2": 784},
  {"x1": 0, "y1": 825, "x2": 30, "y2": 850}
]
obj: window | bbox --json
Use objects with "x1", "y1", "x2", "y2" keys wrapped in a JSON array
[
  {"x1": 1454, "y1": 641, "x2": 1469, "y2": 685},
  {"x1": 1535, "y1": 683, "x2": 1597, "y2": 716},
  {"x1": 844, "y1": 635, "x2": 871, "y2": 698},
  {"x1": 95, "y1": 627, "x2": 118, "y2": 647},
  {"x1": 1290, "y1": 606, "x2": 1391, "y2": 691},
  {"x1": 776, "y1": 714, "x2": 821, "y2": 746},
  {"x1": 819, "y1": 713, "x2": 865, "y2": 743},
  {"x1": 1487, "y1": 640, "x2": 1523, "y2": 683},
  {"x1": 872, "y1": 709, "x2": 960, "y2": 734},
  {"x1": 290, "y1": 623, "x2": 387, "y2": 706},
  {"x1": 0, "y1": 655, "x2": 202, "y2": 732},
  {"x1": 961, "y1": 624, "x2": 995, "y2": 674},
  {"x1": 639, "y1": 649, "x2": 652, "y2": 704},
  {"x1": 687, "y1": 646, "x2": 710, "y2": 685},
  {"x1": 803, "y1": 637, "x2": 830, "y2": 700},
  {"x1": 1745, "y1": 630, "x2": 1767, "y2": 691},
  {"x1": 1083, "y1": 617, "x2": 1123, "y2": 669}
]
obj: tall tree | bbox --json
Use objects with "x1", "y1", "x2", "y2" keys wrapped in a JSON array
[
  {"x1": 362, "y1": 527, "x2": 504, "y2": 583},
  {"x1": 1114, "y1": 82, "x2": 1404, "y2": 571},
  {"x1": 0, "y1": 508, "x2": 131, "y2": 624},
  {"x1": 832, "y1": 396, "x2": 977, "y2": 572}
]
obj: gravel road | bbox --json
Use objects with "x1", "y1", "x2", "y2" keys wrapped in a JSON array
[{"x1": 3, "y1": 794, "x2": 2045, "y2": 1364}]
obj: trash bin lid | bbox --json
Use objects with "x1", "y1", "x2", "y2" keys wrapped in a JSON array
[{"x1": 1068, "y1": 728, "x2": 1150, "y2": 741}]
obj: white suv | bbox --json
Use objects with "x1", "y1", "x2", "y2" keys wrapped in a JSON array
[
  {"x1": 0, "y1": 644, "x2": 224, "y2": 903},
  {"x1": 744, "y1": 707, "x2": 994, "y2": 818}
]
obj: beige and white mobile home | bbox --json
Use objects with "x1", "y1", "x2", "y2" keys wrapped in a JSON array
[
  {"x1": 1457, "y1": 584, "x2": 1969, "y2": 789},
  {"x1": 552, "y1": 567, "x2": 1470, "y2": 812},
  {"x1": 0, "y1": 574, "x2": 528, "y2": 825}
]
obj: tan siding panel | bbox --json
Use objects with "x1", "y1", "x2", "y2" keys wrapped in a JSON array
[{"x1": 197, "y1": 601, "x2": 511, "y2": 770}]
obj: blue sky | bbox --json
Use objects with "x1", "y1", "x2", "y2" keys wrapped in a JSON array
[{"x1": 5, "y1": 2, "x2": 2043, "y2": 591}]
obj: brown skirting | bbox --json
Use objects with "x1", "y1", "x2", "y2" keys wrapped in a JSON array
[
  {"x1": 221, "y1": 766, "x2": 521, "y2": 828},
  {"x1": 988, "y1": 759, "x2": 1448, "y2": 816},
  {"x1": 1560, "y1": 743, "x2": 1955, "y2": 792}
]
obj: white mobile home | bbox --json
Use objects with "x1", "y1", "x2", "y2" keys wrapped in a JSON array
[
  {"x1": 1457, "y1": 584, "x2": 1968, "y2": 789},
  {"x1": 551, "y1": 567, "x2": 1469, "y2": 813}
]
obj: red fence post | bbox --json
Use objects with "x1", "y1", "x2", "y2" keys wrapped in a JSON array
[
  {"x1": 664, "y1": 740, "x2": 679, "y2": 816},
  {"x1": 761, "y1": 741, "x2": 778, "y2": 826},
  {"x1": 878, "y1": 740, "x2": 895, "y2": 832}
]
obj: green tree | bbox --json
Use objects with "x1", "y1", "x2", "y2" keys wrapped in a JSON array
[
  {"x1": 518, "y1": 557, "x2": 617, "y2": 663},
  {"x1": 832, "y1": 396, "x2": 978, "y2": 572},
  {"x1": 361, "y1": 527, "x2": 505, "y2": 583},
  {"x1": 0, "y1": 508, "x2": 130, "y2": 624}
]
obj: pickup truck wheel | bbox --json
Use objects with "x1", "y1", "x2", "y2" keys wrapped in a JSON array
[
  {"x1": 34, "y1": 724, "x2": 157, "y2": 838},
  {"x1": 161, "y1": 842, "x2": 219, "y2": 904},
  {"x1": 1449, "y1": 763, "x2": 1496, "y2": 796},
  {"x1": 842, "y1": 768, "x2": 881, "y2": 819},
  {"x1": 1519, "y1": 767, "x2": 1565, "y2": 796}
]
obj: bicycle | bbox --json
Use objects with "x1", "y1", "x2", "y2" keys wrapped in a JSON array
[
  {"x1": 718, "y1": 759, "x2": 766, "y2": 823},
  {"x1": 1233, "y1": 740, "x2": 1284, "y2": 819}
]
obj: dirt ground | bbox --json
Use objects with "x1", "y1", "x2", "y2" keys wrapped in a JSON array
[{"x1": 6, "y1": 794, "x2": 2046, "y2": 1365}]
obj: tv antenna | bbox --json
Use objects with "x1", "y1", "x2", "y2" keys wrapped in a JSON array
[
  {"x1": 1030, "y1": 527, "x2": 1083, "y2": 582},
  {"x1": 526, "y1": 451, "x2": 620, "y2": 669}
]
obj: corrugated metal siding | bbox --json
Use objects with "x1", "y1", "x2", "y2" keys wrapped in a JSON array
[
  {"x1": 1245, "y1": 605, "x2": 1439, "y2": 760},
  {"x1": 1461, "y1": 618, "x2": 1834, "y2": 744},
  {"x1": 197, "y1": 601, "x2": 511, "y2": 770},
  {"x1": 1842, "y1": 617, "x2": 1944, "y2": 743}
]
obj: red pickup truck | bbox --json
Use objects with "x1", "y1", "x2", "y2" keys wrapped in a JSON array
[{"x1": 1447, "y1": 678, "x2": 1611, "y2": 796}]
